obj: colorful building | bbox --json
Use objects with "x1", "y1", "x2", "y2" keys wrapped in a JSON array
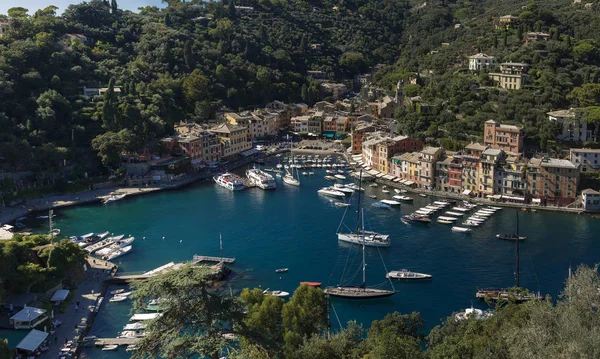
[
  {"x1": 526, "y1": 157, "x2": 580, "y2": 206},
  {"x1": 483, "y1": 120, "x2": 524, "y2": 154}
]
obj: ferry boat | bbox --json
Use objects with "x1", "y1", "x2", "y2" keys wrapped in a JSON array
[
  {"x1": 246, "y1": 167, "x2": 276, "y2": 190},
  {"x1": 213, "y1": 173, "x2": 245, "y2": 191}
]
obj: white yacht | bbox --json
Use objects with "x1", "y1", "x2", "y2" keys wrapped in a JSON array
[
  {"x1": 318, "y1": 187, "x2": 346, "y2": 198},
  {"x1": 105, "y1": 245, "x2": 132, "y2": 261},
  {"x1": 213, "y1": 173, "x2": 245, "y2": 191},
  {"x1": 338, "y1": 231, "x2": 390, "y2": 247},
  {"x1": 387, "y1": 269, "x2": 432, "y2": 280},
  {"x1": 246, "y1": 167, "x2": 276, "y2": 190}
]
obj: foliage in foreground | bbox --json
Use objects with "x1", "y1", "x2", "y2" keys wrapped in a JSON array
[
  {"x1": 132, "y1": 264, "x2": 600, "y2": 359},
  {"x1": 0, "y1": 234, "x2": 86, "y2": 303}
]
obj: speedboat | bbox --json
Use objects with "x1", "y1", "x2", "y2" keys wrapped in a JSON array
[
  {"x1": 334, "y1": 174, "x2": 346, "y2": 180},
  {"x1": 110, "y1": 289, "x2": 125, "y2": 295},
  {"x1": 438, "y1": 219, "x2": 453, "y2": 224},
  {"x1": 387, "y1": 269, "x2": 432, "y2": 280},
  {"x1": 275, "y1": 268, "x2": 289, "y2": 273},
  {"x1": 333, "y1": 184, "x2": 354, "y2": 194},
  {"x1": 401, "y1": 215, "x2": 431, "y2": 224},
  {"x1": 324, "y1": 175, "x2": 337, "y2": 181},
  {"x1": 263, "y1": 289, "x2": 289, "y2": 297},
  {"x1": 368, "y1": 195, "x2": 377, "y2": 199},
  {"x1": 419, "y1": 194, "x2": 427, "y2": 197},
  {"x1": 371, "y1": 202, "x2": 391, "y2": 209},
  {"x1": 451, "y1": 226, "x2": 472, "y2": 233},
  {"x1": 369, "y1": 183, "x2": 378, "y2": 187},
  {"x1": 496, "y1": 234, "x2": 526, "y2": 241},
  {"x1": 380, "y1": 199, "x2": 401, "y2": 206},
  {"x1": 318, "y1": 187, "x2": 346, "y2": 198},
  {"x1": 334, "y1": 202, "x2": 351, "y2": 207},
  {"x1": 105, "y1": 245, "x2": 133, "y2": 261},
  {"x1": 103, "y1": 194, "x2": 126, "y2": 204},
  {"x1": 102, "y1": 344, "x2": 119, "y2": 351},
  {"x1": 455, "y1": 306, "x2": 492, "y2": 321},
  {"x1": 381, "y1": 189, "x2": 390, "y2": 193},
  {"x1": 109, "y1": 295, "x2": 128, "y2": 302},
  {"x1": 393, "y1": 195, "x2": 413, "y2": 202},
  {"x1": 394, "y1": 189, "x2": 401, "y2": 194}
]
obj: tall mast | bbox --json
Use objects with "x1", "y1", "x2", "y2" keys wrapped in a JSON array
[
  {"x1": 355, "y1": 170, "x2": 363, "y2": 233},
  {"x1": 515, "y1": 211, "x2": 520, "y2": 288},
  {"x1": 361, "y1": 208, "x2": 366, "y2": 288}
]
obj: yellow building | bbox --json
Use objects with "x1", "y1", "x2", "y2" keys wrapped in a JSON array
[{"x1": 208, "y1": 123, "x2": 251, "y2": 159}]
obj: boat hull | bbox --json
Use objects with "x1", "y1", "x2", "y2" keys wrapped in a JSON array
[
  {"x1": 324, "y1": 286, "x2": 395, "y2": 299},
  {"x1": 337, "y1": 233, "x2": 390, "y2": 247}
]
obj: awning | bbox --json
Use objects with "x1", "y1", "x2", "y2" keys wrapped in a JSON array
[
  {"x1": 399, "y1": 179, "x2": 407, "y2": 184},
  {"x1": 352, "y1": 155, "x2": 362, "y2": 161},
  {"x1": 323, "y1": 132, "x2": 335, "y2": 138},
  {"x1": 10, "y1": 307, "x2": 46, "y2": 323},
  {"x1": 17, "y1": 330, "x2": 48, "y2": 352},
  {"x1": 383, "y1": 175, "x2": 395, "y2": 180},
  {"x1": 376, "y1": 173, "x2": 385, "y2": 178},
  {"x1": 532, "y1": 198, "x2": 541, "y2": 203},
  {"x1": 404, "y1": 181, "x2": 415, "y2": 186},
  {"x1": 240, "y1": 149, "x2": 259, "y2": 157},
  {"x1": 50, "y1": 289, "x2": 69, "y2": 303},
  {"x1": 502, "y1": 195, "x2": 524, "y2": 201},
  {"x1": 462, "y1": 190, "x2": 471, "y2": 195},
  {"x1": 367, "y1": 170, "x2": 379, "y2": 176},
  {"x1": 393, "y1": 178, "x2": 402, "y2": 182},
  {"x1": 357, "y1": 161, "x2": 364, "y2": 165},
  {"x1": 487, "y1": 194, "x2": 502, "y2": 199}
]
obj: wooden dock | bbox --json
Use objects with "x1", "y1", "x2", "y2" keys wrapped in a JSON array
[
  {"x1": 192, "y1": 255, "x2": 235, "y2": 264},
  {"x1": 94, "y1": 337, "x2": 140, "y2": 346}
]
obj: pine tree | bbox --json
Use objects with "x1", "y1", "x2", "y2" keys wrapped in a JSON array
[
  {"x1": 493, "y1": 33, "x2": 498, "y2": 48},
  {"x1": 300, "y1": 35, "x2": 308, "y2": 56},
  {"x1": 165, "y1": 13, "x2": 172, "y2": 27},
  {"x1": 503, "y1": 30, "x2": 508, "y2": 47},
  {"x1": 129, "y1": 81, "x2": 136, "y2": 96},
  {"x1": 111, "y1": 0, "x2": 118, "y2": 14},
  {"x1": 228, "y1": 0, "x2": 236, "y2": 19},
  {"x1": 184, "y1": 40, "x2": 194, "y2": 70},
  {"x1": 517, "y1": 24, "x2": 523, "y2": 42},
  {"x1": 566, "y1": 35, "x2": 572, "y2": 47},
  {"x1": 102, "y1": 78, "x2": 119, "y2": 131},
  {"x1": 301, "y1": 84, "x2": 308, "y2": 102}
]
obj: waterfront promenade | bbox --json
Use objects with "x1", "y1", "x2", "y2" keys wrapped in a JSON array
[{"x1": 40, "y1": 257, "x2": 116, "y2": 359}]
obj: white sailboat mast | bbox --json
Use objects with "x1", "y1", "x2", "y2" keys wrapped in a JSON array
[{"x1": 362, "y1": 208, "x2": 366, "y2": 288}]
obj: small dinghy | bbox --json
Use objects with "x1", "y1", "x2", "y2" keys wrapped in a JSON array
[{"x1": 275, "y1": 268, "x2": 289, "y2": 273}]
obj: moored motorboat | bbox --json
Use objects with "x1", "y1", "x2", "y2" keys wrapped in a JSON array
[
  {"x1": 300, "y1": 281, "x2": 322, "y2": 287},
  {"x1": 318, "y1": 187, "x2": 346, "y2": 198},
  {"x1": 334, "y1": 174, "x2": 346, "y2": 180},
  {"x1": 438, "y1": 219, "x2": 453, "y2": 224},
  {"x1": 275, "y1": 268, "x2": 289, "y2": 273},
  {"x1": 401, "y1": 215, "x2": 431, "y2": 224},
  {"x1": 102, "y1": 344, "x2": 119, "y2": 351},
  {"x1": 103, "y1": 194, "x2": 126, "y2": 204},
  {"x1": 451, "y1": 226, "x2": 472, "y2": 233},
  {"x1": 496, "y1": 233, "x2": 526, "y2": 241},
  {"x1": 334, "y1": 202, "x2": 351, "y2": 207},
  {"x1": 380, "y1": 199, "x2": 401, "y2": 206},
  {"x1": 387, "y1": 269, "x2": 432, "y2": 280},
  {"x1": 263, "y1": 289, "x2": 289, "y2": 297},
  {"x1": 371, "y1": 202, "x2": 391, "y2": 209},
  {"x1": 246, "y1": 167, "x2": 276, "y2": 190}
]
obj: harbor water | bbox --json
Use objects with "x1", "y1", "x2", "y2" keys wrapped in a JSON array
[{"x1": 38, "y1": 165, "x2": 600, "y2": 358}]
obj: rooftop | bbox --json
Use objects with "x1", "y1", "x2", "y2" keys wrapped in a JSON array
[
  {"x1": 421, "y1": 146, "x2": 442, "y2": 155},
  {"x1": 469, "y1": 53, "x2": 496, "y2": 59},
  {"x1": 547, "y1": 109, "x2": 576, "y2": 118},
  {"x1": 529, "y1": 157, "x2": 578, "y2": 169},
  {"x1": 465, "y1": 143, "x2": 488, "y2": 151},
  {"x1": 582, "y1": 188, "x2": 600, "y2": 195},
  {"x1": 209, "y1": 123, "x2": 248, "y2": 134},
  {"x1": 498, "y1": 124, "x2": 522, "y2": 132},
  {"x1": 482, "y1": 148, "x2": 503, "y2": 156},
  {"x1": 570, "y1": 148, "x2": 600, "y2": 153},
  {"x1": 501, "y1": 62, "x2": 529, "y2": 67},
  {"x1": 10, "y1": 307, "x2": 46, "y2": 322}
]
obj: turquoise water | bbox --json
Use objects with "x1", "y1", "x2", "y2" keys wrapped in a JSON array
[{"x1": 36, "y1": 166, "x2": 600, "y2": 359}]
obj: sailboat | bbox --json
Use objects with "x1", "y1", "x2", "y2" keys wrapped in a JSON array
[
  {"x1": 337, "y1": 171, "x2": 390, "y2": 247},
  {"x1": 475, "y1": 211, "x2": 542, "y2": 303},
  {"x1": 325, "y1": 208, "x2": 396, "y2": 299},
  {"x1": 283, "y1": 136, "x2": 300, "y2": 186}
]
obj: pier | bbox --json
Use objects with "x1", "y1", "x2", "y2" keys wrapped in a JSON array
[
  {"x1": 94, "y1": 338, "x2": 140, "y2": 346},
  {"x1": 192, "y1": 255, "x2": 235, "y2": 264}
]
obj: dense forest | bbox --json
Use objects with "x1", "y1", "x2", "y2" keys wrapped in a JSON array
[
  {"x1": 129, "y1": 263, "x2": 600, "y2": 359},
  {"x1": 0, "y1": 0, "x2": 599, "y2": 183}
]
